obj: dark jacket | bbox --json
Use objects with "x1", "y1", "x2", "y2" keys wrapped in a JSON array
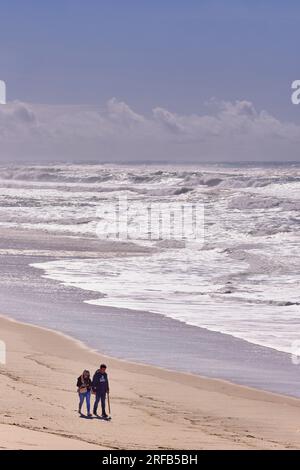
[
  {"x1": 92, "y1": 370, "x2": 109, "y2": 394},
  {"x1": 77, "y1": 375, "x2": 92, "y2": 392}
]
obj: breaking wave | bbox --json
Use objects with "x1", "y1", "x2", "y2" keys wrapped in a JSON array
[{"x1": 0, "y1": 162, "x2": 299, "y2": 354}]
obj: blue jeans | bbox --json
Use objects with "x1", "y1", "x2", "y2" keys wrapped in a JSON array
[
  {"x1": 78, "y1": 391, "x2": 91, "y2": 414},
  {"x1": 93, "y1": 391, "x2": 107, "y2": 416}
]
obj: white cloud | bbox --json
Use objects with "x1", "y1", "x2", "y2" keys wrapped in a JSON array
[
  {"x1": 106, "y1": 97, "x2": 145, "y2": 126},
  {"x1": 152, "y1": 107, "x2": 186, "y2": 134},
  {"x1": 0, "y1": 98, "x2": 299, "y2": 162}
]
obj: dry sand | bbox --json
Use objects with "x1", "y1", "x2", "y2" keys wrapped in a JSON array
[{"x1": 1, "y1": 315, "x2": 300, "y2": 450}]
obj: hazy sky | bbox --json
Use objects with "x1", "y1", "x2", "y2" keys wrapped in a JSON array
[{"x1": 1, "y1": 0, "x2": 300, "y2": 162}]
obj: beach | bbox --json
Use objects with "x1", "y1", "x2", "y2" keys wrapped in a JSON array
[
  {"x1": 1, "y1": 0, "x2": 300, "y2": 454},
  {"x1": 1, "y1": 315, "x2": 300, "y2": 450},
  {"x1": 0, "y1": 164, "x2": 299, "y2": 450},
  {"x1": 0, "y1": 226, "x2": 299, "y2": 398}
]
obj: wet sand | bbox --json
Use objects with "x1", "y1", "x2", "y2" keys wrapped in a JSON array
[{"x1": 2, "y1": 315, "x2": 300, "y2": 449}]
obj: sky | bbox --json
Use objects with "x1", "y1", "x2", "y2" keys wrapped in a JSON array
[{"x1": 0, "y1": 0, "x2": 300, "y2": 163}]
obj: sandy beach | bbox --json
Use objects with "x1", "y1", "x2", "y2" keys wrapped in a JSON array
[
  {"x1": 1, "y1": 315, "x2": 300, "y2": 450},
  {"x1": 1, "y1": 0, "x2": 300, "y2": 454}
]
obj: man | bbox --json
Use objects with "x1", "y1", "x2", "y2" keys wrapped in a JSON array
[{"x1": 92, "y1": 363, "x2": 110, "y2": 418}]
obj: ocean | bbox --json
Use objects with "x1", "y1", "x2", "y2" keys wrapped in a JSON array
[{"x1": 0, "y1": 162, "x2": 299, "y2": 358}]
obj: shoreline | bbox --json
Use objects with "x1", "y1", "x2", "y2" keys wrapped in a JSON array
[
  {"x1": 0, "y1": 311, "x2": 291, "y2": 399},
  {"x1": 0, "y1": 227, "x2": 299, "y2": 400},
  {"x1": 2, "y1": 314, "x2": 300, "y2": 449}
]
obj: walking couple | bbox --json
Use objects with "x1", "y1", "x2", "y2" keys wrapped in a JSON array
[{"x1": 77, "y1": 364, "x2": 110, "y2": 419}]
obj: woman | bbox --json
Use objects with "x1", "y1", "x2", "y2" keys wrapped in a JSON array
[{"x1": 77, "y1": 370, "x2": 92, "y2": 417}]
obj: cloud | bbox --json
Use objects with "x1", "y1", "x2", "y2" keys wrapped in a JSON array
[
  {"x1": 0, "y1": 98, "x2": 299, "y2": 162},
  {"x1": 106, "y1": 98, "x2": 145, "y2": 126},
  {"x1": 152, "y1": 107, "x2": 186, "y2": 134}
]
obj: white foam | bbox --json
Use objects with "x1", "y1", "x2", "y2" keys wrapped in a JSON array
[
  {"x1": 0, "y1": 163, "x2": 298, "y2": 354},
  {"x1": 32, "y1": 242, "x2": 300, "y2": 354}
]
